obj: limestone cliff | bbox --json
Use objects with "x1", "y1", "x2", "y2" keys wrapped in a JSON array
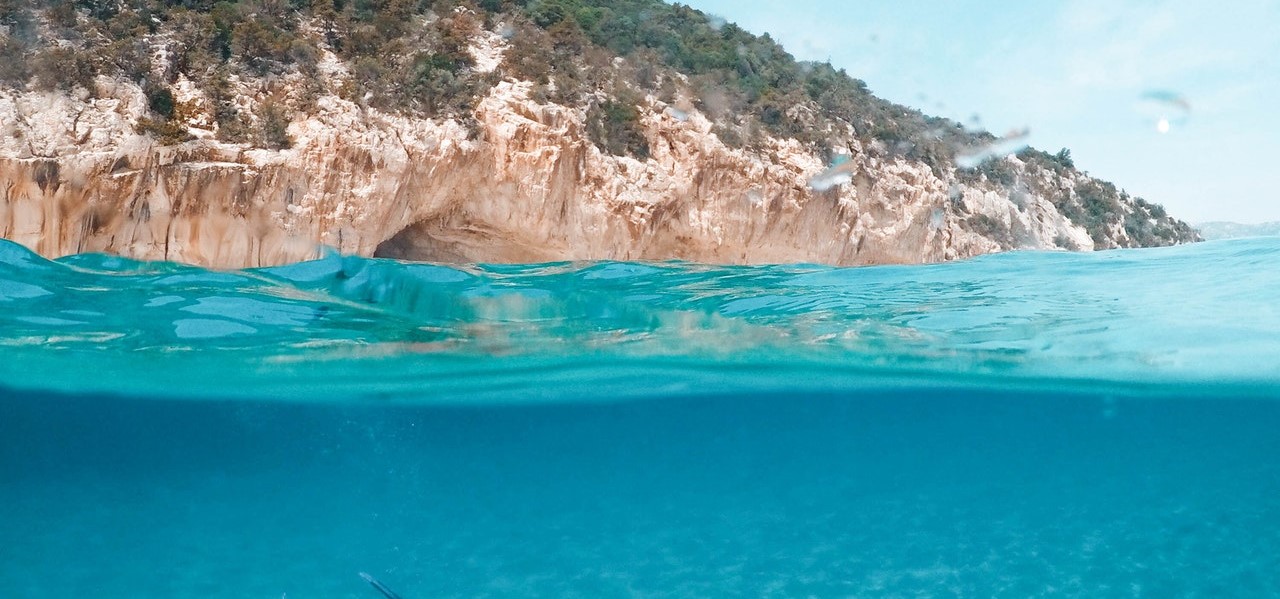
[{"x1": 0, "y1": 8, "x2": 1196, "y2": 268}]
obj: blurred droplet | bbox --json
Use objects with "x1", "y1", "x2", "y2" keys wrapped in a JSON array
[
  {"x1": 1137, "y1": 90, "x2": 1190, "y2": 133},
  {"x1": 808, "y1": 156, "x2": 856, "y2": 192},
  {"x1": 698, "y1": 87, "x2": 729, "y2": 119},
  {"x1": 955, "y1": 128, "x2": 1030, "y2": 169},
  {"x1": 1102, "y1": 396, "x2": 1118, "y2": 420},
  {"x1": 929, "y1": 208, "x2": 946, "y2": 230},
  {"x1": 667, "y1": 96, "x2": 696, "y2": 122},
  {"x1": 1141, "y1": 90, "x2": 1192, "y2": 112}
]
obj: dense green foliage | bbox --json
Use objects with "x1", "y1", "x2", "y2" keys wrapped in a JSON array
[
  {"x1": 0, "y1": 0, "x2": 498, "y2": 142},
  {"x1": 0, "y1": 0, "x2": 1195, "y2": 247},
  {"x1": 0, "y1": 0, "x2": 983, "y2": 163},
  {"x1": 1011, "y1": 148, "x2": 1196, "y2": 248},
  {"x1": 511, "y1": 0, "x2": 983, "y2": 168},
  {"x1": 586, "y1": 96, "x2": 650, "y2": 159}
]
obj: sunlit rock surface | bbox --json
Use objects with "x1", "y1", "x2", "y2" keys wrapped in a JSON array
[{"x1": 1, "y1": 74, "x2": 1165, "y2": 268}]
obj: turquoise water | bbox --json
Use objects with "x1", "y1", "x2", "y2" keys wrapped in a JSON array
[{"x1": 2, "y1": 238, "x2": 1279, "y2": 596}]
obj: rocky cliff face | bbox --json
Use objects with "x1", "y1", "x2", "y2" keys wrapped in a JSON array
[{"x1": 0, "y1": 42, "x2": 1173, "y2": 268}]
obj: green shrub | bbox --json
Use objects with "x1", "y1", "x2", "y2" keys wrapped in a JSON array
[
  {"x1": 587, "y1": 98, "x2": 650, "y2": 159},
  {"x1": 202, "y1": 67, "x2": 251, "y2": 142},
  {"x1": 257, "y1": 101, "x2": 293, "y2": 149},
  {"x1": 0, "y1": 36, "x2": 28, "y2": 86},
  {"x1": 136, "y1": 116, "x2": 194, "y2": 144},
  {"x1": 977, "y1": 158, "x2": 1018, "y2": 187},
  {"x1": 45, "y1": 0, "x2": 77, "y2": 28},
  {"x1": 232, "y1": 19, "x2": 296, "y2": 74},
  {"x1": 712, "y1": 123, "x2": 744, "y2": 149},
  {"x1": 966, "y1": 214, "x2": 1014, "y2": 248},
  {"x1": 31, "y1": 46, "x2": 97, "y2": 93},
  {"x1": 146, "y1": 84, "x2": 177, "y2": 119},
  {"x1": 0, "y1": 0, "x2": 31, "y2": 31}
]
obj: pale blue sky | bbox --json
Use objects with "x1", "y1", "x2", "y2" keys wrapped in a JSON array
[{"x1": 682, "y1": 0, "x2": 1280, "y2": 224}]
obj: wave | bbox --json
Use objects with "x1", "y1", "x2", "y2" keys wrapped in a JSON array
[{"x1": 2, "y1": 238, "x2": 1278, "y2": 402}]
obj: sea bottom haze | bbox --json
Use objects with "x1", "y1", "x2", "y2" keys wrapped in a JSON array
[{"x1": 2, "y1": 238, "x2": 1280, "y2": 596}]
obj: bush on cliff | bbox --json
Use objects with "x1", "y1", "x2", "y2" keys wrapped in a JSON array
[
  {"x1": 587, "y1": 97, "x2": 650, "y2": 159},
  {"x1": 136, "y1": 116, "x2": 194, "y2": 145},
  {"x1": 31, "y1": 45, "x2": 98, "y2": 93}
]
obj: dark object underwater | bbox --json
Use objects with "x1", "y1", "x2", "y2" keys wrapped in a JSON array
[{"x1": 359, "y1": 572, "x2": 404, "y2": 599}]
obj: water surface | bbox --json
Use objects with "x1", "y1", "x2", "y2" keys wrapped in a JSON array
[{"x1": 2, "y1": 238, "x2": 1278, "y2": 596}]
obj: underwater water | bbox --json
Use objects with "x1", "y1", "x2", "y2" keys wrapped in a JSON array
[{"x1": 2, "y1": 237, "x2": 1279, "y2": 597}]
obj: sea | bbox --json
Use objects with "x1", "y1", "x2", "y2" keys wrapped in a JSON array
[{"x1": 1, "y1": 236, "x2": 1278, "y2": 597}]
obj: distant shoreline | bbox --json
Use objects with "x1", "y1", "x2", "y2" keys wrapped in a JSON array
[{"x1": 1195, "y1": 221, "x2": 1280, "y2": 240}]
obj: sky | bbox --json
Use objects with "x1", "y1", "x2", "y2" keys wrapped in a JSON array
[{"x1": 682, "y1": 0, "x2": 1280, "y2": 224}]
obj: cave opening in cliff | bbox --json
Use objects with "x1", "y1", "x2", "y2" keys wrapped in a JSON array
[{"x1": 374, "y1": 220, "x2": 474, "y2": 263}]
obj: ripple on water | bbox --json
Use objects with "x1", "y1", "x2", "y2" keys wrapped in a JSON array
[
  {"x1": 0, "y1": 238, "x2": 1276, "y2": 401},
  {"x1": 173, "y1": 319, "x2": 259, "y2": 339}
]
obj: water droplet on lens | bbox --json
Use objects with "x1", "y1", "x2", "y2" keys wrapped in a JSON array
[
  {"x1": 929, "y1": 208, "x2": 945, "y2": 230},
  {"x1": 1101, "y1": 395, "x2": 1118, "y2": 420},
  {"x1": 1137, "y1": 90, "x2": 1190, "y2": 133},
  {"x1": 955, "y1": 128, "x2": 1031, "y2": 169},
  {"x1": 667, "y1": 97, "x2": 695, "y2": 122},
  {"x1": 808, "y1": 156, "x2": 856, "y2": 191}
]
